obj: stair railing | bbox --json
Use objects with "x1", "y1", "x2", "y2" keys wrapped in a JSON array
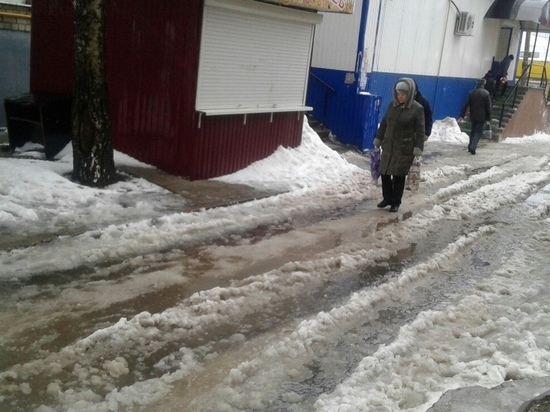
[
  {"x1": 309, "y1": 72, "x2": 336, "y2": 121},
  {"x1": 538, "y1": 64, "x2": 548, "y2": 89},
  {"x1": 498, "y1": 66, "x2": 531, "y2": 128}
]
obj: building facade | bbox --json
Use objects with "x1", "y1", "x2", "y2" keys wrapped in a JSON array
[{"x1": 308, "y1": 0, "x2": 524, "y2": 149}]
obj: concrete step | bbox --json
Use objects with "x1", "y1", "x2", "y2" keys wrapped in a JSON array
[
  {"x1": 316, "y1": 129, "x2": 331, "y2": 140},
  {"x1": 307, "y1": 115, "x2": 332, "y2": 141},
  {"x1": 459, "y1": 123, "x2": 503, "y2": 142}
]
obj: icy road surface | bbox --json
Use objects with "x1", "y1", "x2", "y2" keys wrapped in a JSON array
[{"x1": 1, "y1": 122, "x2": 550, "y2": 412}]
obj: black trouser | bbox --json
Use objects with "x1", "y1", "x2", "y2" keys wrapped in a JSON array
[
  {"x1": 381, "y1": 174, "x2": 406, "y2": 207},
  {"x1": 468, "y1": 121, "x2": 484, "y2": 152}
]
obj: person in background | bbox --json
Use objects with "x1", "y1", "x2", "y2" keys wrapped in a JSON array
[
  {"x1": 499, "y1": 76, "x2": 509, "y2": 97},
  {"x1": 483, "y1": 69, "x2": 496, "y2": 102},
  {"x1": 413, "y1": 80, "x2": 433, "y2": 141},
  {"x1": 374, "y1": 78, "x2": 425, "y2": 213},
  {"x1": 458, "y1": 78, "x2": 492, "y2": 155},
  {"x1": 406, "y1": 79, "x2": 433, "y2": 190},
  {"x1": 495, "y1": 54, "x2": 514, "y2": 96}
]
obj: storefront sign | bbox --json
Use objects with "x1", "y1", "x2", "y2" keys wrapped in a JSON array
[{"x1": 259, "y1": 0, "x2": 355, "y2": 14}]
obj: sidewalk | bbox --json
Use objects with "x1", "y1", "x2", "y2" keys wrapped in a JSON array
[
  {"x1": 118, "y1": 164, "x2": 282, "y2": 212},
  {"x1": 0, "y1": 129, "x2": 282, "y2": 212},
  {"x1": 117, "y1": 133, "x2": 374, "y2": 210}
]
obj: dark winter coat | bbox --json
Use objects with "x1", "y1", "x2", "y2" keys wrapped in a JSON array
[
  {"x1": 460, "y1": 86, "x2": 492, "y2": 123},
  {"x1": 376, "y1": 78, "x2": 425, "y2": 176},
  {"x1": 483, "y1": 71, "x2": 496, "y2": 98},
  {"x1": 498, "y1": 55, "x2": 513, "y2": 78},
  {"x1": 414, "y1": 90, "x2": 433, "y2": 137}
]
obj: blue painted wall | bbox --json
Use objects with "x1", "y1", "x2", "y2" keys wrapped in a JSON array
[
  {"x1": 307, "y1": 67, "x2": 482, "y2": 147},
  {"x1": 307, "y1": 67, "x2": 381, "y2": 151},
  {"x1": 366, "y1": 72, "x2": 481, "y2": 121}
]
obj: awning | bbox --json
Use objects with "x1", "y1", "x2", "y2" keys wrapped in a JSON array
[{"x1": 486, "y1": 0, "x2": 550, "y2": 26}]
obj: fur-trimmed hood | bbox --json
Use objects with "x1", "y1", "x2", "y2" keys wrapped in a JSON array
[{"x1": 392, "y1": 77, "x2": 416, "y2": 108}]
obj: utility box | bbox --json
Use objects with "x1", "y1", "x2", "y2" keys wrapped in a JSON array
[
  {"x1": 323, "y1": 91, "x2": 381, "y2": 152},
  {"x1": 454, "y1": 11, "x2": 475, "y2": 36},
  {"x1": 359, "y1": 93, "x2": 381, "y2": 151}
]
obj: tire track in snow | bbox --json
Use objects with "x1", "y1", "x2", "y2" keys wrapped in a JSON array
[
  {"x1": 315, "y1": 219, "x2": 550, "y2": 412},
  {"x1": 175, "y1": 226, "x2": 498, "y2": 412},
  {"x1": 0, "y1": 168, "x2": 372, "y2": 279}
]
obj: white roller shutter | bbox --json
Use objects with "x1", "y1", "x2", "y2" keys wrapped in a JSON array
[{"x1": 196, "y1": 0, "x2": 322, "y2": 116}]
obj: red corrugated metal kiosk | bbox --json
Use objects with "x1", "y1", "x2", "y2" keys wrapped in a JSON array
[{"x1": 28, "y1": 0, "x2": 324, "y2": 180}]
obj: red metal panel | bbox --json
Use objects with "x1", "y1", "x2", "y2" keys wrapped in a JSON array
[
  {"x1": 30, "y1": 1, "x2": 74, "y2": 95},
  {"x1": 192, "y1": 113, "x2": 303, "y2": 181},
  {"x1": 106, "y1": 0, "x2": 202, "y2": 179},
  {"x1": 30, "y1": 0, "x2": 305, "y2": 181}
]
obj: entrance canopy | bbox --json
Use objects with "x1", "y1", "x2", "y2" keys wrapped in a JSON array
[
  {"x1": 486, "y1": 1, "x2": 550, "y2": 87},
  {"x1": 486, "y1": 0, "x2": 550, "y2": 27}
]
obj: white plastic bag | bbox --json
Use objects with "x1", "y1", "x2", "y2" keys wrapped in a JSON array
[
  {"x1": 483, "y1": 124, "x2": 492, "y2": 140},
  {"x1": 406, "y1": 156, "x2": 421, "y2": 191}
]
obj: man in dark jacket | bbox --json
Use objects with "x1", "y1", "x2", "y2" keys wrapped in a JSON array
[
  {"x1": 413, "y1": 80, "x2": 433, "y2": 140},
  {"x1": 459, "y1": 78, "x2": 492, "y2": 155},
  {"x1": 495, "y1": 54, "x2": 514, "y2": 96},
  {"x1": 483, "y1": 70, "x2": 496, "y2": 102},
  {"x1": 374, "y1": 77, "x2": 425, "y2": 212}
]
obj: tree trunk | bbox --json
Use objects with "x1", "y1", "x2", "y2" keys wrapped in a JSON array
[{"x1": 72, "y1": 0, "x2": 117, "y2": 187}]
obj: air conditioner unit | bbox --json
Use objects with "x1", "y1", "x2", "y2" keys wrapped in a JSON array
[{"x1": 455, "y1": 11, "x2": 475, "y2": 36}]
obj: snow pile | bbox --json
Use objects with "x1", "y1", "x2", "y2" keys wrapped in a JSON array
[
  {"x1": 215, "y1": 119, "x2": 361, "y2": 191},
  {"x1": 429, "y1": 117, "x2": 468, "y2": 144}
]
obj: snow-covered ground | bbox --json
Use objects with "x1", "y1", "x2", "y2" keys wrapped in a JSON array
[{"x1": 0, "y1": 117, "x2": 549, "y2": 411}]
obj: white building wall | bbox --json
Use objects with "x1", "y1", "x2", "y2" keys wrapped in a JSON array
[
  {"x1": 437, "y1": 1, "x2": 520, "y2": 78},
  {"x1": 313, "y1": 0, "x2": 521, "y2": 80},
  {"x1": 310, "y1": 0, "x2": 363, "y2": 71},
  {"x1": 366, "y1": 0, "x2": 514, "y2": 79},
  {"x1": 365, "y1": 0, "x2": 449, "y2": 75}
]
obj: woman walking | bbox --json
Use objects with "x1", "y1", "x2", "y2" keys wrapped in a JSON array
[{"x1": 374, "y1": 77, "x2": 425, "y2": 212}]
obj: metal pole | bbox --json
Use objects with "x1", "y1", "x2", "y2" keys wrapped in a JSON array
[
  {"x1": 529, "y1": 24, "x2": 540, "y2": 85},
  {"x1": 542, "y1": 32, "x2": 550, "y2": 88}
]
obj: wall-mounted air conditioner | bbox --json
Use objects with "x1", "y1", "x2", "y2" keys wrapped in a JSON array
[{"x1": 455, "y1": 11, "x2": 475, "y2": 36}]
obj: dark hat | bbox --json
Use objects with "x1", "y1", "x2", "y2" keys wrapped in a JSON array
[
  {"x1": 476, "y1": 78, "x2": 486, "y2": 87},
  {"x1": 395, "y1": 81, "x2": 410, "y2": 93}
]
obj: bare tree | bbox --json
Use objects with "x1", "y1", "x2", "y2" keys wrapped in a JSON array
[{"x1": 72, "y1": 0, "x2": 117, "y2": 187}]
